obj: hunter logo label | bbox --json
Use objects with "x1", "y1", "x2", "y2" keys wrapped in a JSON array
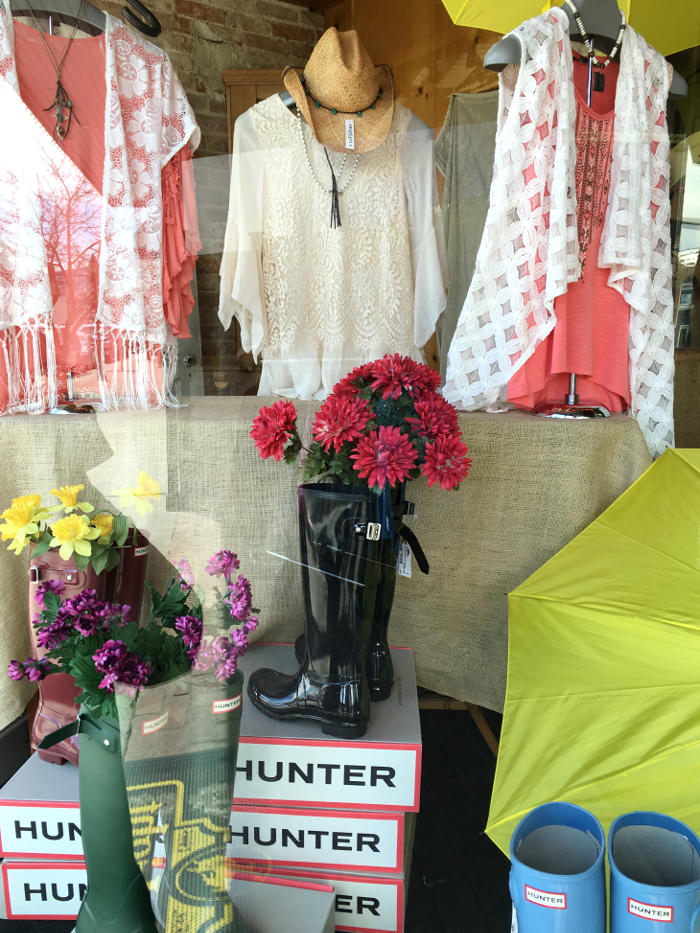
[
  {"x1": 524, "y1": 885, "x2": 567, "y2": 909},
  {"x1": 134, "y1": 545, "x2": 150, "y2": 557},
  {"x1": 142, "y1": 712, "x2": 169, "y2": 735},
  {"x1": 628, "y1": 899, "x2": 674, "y2": 922},
  {"x1": 212, "y1": 695, "x2": 242, "y2": 715}
]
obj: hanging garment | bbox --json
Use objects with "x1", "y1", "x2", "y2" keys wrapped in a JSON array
[
  {"x1": 0, "y1": 3, "x2": 200, "y2": 413},
  {"x1": 443, "y1": 8, "x2": 674, "y2": 458},
  {"x1": 218, "y1": 97, "x2": 447, "y2": 400},
  {"x1": 507, "y1": 57, "x2": 631, "y2": 412},
  {"x1": 435, "y1": 90, "x2": 498, "y2": 379}
]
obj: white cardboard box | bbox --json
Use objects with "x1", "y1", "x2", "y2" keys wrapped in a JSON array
[
  {"x1": 0, "y1": 859, "x2": 336, "y2": 930},
  {"x1": 0, "y1": 754, "x2": 412, "y2": 874},
  {"x1": 238, "y1": 813, "x2": 416, "y2": 933},
  {"x1": 234, "y1": 644, "x2": 421, "y2": 812}
]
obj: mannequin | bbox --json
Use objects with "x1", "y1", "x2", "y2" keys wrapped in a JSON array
[{"x1": 484, "y1": 0, "x2": 688, "y2": 98}]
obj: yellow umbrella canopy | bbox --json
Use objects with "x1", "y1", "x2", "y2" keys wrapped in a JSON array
[
  {"x1": 487, "y1": 448, "x2": 700, "y2": 856},
  {"x1": 441, "y1": 0, "x2": 700, "y2": 56}
]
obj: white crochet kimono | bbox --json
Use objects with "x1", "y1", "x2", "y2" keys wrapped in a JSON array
[
  {"x1": 444, "y1": 8, "x2": 674, "y2": 458},
  {"x1": 0, "y1": 3, "x2": 199, "y2": 412}
]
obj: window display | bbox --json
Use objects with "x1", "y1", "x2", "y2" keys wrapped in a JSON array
[{"x1": 0, "y1": 0, "x2": 698, "y2": 931}]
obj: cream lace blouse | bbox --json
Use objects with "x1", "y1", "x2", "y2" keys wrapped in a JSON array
[{"x1": 219, "y1": 96, "x2": 447, "y2": 400}]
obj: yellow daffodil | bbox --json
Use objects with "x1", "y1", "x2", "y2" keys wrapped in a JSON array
[
  {"x1": 50, "y1": 484, "x2": 94, "y2": 515},
  {"x1": 0, "y1": 495, "x2": 53, "y2": 555},
  {"x1": 49, "y1": 514, "x2": 100, "y2": 561},
  {"x1": 91, "y1": 512, "x2": 114, "y2": 545},
  {"x1": 112, "y1": 472, "x2": 161, "y2": 516}
]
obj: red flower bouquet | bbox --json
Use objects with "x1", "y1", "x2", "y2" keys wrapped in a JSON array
[{"x1": 251, "y1": 355, "x2": 471, "y2": 491}]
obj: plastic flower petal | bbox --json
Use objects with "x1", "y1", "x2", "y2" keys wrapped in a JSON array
[
  {"x1": 49, "y1": 514, "x2": 100, "y2": 561},
  {"x1": 369, "y1": 354, "x2": 441, "y2": 400},
  {"x1": 421, "y1": 435, "x2": 472, "y2": 490},
  {"x1": 350, "y1": 426, "x2": 418, "y2": 489},
  {"x1": 91, "y1": 512, "x2": 114, "y2": 545},
  {"x1": 405, "y1": 395, "x2": 460, "y2": 440},
  {"x1": 250, "y1": 401, "x2": 298, "y2": 461},
  {"x1": 206, "y1": 549, "x2": 240, "y2": 580},
  {"x1": 112, "y1": 472, "x2": 161, "y2": 515},
  {"x1": 313, "y1": 395, "x2": 373, "y2": 453},
  {"x1": 51, "y1": 484, "x2": 93, "y2": 514},
  {"x1": 0, "y1": 495, "x2": 49, "y2": 554}
]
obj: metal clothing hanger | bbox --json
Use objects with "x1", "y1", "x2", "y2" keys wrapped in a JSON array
[
  {"x1": 9, "y1": 0, "x2": 161, "y2": 36},
  {"x1": 9, "y1": 0, "x2": 105, "y2": 33},
  {"x1": 121, "y1": 0, "x2": 160, "y2": 37},
  {"x1": 483, "y1": 0, "x2": 688, "y2": 98}
]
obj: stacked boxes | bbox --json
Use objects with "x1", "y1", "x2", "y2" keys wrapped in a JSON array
[{"x1": 0, "y1": 643, "x2": 421, "y2": 931}]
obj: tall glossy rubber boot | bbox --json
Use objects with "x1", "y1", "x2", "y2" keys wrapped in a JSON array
[
  {"x1": 104, "y1": 530, "x2": 150, "y2": 619},
  {"x1": 293, "y1": 485, "x2": 429, "y2": 702},
  {"x1": 40, "y1": 711, "x2": 157, "y2": 932},
  {"x1": 28, "y1": 550, "x2": 105, "y2": 765},
  {"x1": 509, "y1": 802, "x2": 606, "y2": 932},
  {"x1": 609, "y1": 812, "x2": 700, "y2": 930},
  {"x1": 249, "y1": 483, "x2": 383, "y2": 739},
  {"x1": 118, "y1": 669, "x2": 253, "y2": 933}
]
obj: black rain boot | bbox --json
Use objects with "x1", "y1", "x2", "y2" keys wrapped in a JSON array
[
  {"x1": 248, "y1": 483, "x2": 383, "y2": 739},
  {"x1": 293, "y1": 484, "x2": 430, "y2": 702}
]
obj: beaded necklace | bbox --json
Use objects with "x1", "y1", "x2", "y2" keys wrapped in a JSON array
[
  {"x1": 563, "y1": 0, "x2": 627, "y2": 69},
  {"x1": 297, "y1": 108, "x2": 360, "y2": 228}
]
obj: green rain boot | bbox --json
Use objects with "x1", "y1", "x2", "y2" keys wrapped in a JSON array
[
  {"x1": 118, "y1": 668, "x2": 254, "y2": 933},
  {"x1": 39, "y1": 711, "x2": 157, "y2": 933}
]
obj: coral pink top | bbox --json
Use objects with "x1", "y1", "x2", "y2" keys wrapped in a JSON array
[
  {"x1": 507, "y1": 56, "x2": 630, "y2": 412},
  {"x1": 4, "y1": 20, "x2": 199, "y2": 405}
]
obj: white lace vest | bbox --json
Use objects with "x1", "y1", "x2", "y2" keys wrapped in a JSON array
[{"x1": 443, "y1": 8, "x2": 674, "y2": 458}]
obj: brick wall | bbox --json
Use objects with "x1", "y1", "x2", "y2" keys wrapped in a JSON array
[{"x1": 102, "y1": 0, "x2": 325, "y2": 392}]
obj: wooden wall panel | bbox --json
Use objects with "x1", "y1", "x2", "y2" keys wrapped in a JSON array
[{"x1": 324, "y1": 0, "x2": 500, "y2": 132}]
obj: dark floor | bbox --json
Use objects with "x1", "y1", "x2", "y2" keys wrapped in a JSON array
[{"x1": 0, "y1": 708, "x2": 510, "y2": 933}]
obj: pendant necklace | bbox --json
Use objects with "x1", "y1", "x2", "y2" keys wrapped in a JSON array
[
  {"x1": 25, "y1": 0, "x2": 88, "y2": 142},
  {"x1": 297, "y1": 107, "x2": 360, "y2": 228}
]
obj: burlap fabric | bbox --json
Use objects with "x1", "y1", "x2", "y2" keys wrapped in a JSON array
[{"x1": 0, "y1": 398, "x2": 651, "y2": 730}]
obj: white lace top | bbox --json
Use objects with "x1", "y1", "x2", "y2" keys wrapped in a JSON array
[
  {"x1": 219, "y1": 96, "x2": 447, "y2": 399},
  {"x1": 443, "y1": 9, "x2": 674, "y2": 458}
]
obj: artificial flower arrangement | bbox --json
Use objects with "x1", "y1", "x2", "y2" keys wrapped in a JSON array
[
  {"x1": 0, "y1": 472, "x2": 162, "y2": 575},
  {"x1": 7, "y1": 549, "x2": 259, "y2": 718},
  {"x1": 251, "y1": 354, "x2": 471, "y2": 490}
]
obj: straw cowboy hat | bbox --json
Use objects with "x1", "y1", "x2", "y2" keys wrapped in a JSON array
[{"x1": 283, "y1": 28, "x2": 395, "y2": 154}]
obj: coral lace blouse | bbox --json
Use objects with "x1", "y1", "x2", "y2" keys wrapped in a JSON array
[
  {"x1": 507, "y1": 56, "x2": 631, "y2": 412},
  {"x1": 3, "y1": 20, "x2": 199, "y2": 406}
]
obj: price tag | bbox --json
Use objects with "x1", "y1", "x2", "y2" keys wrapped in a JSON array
[
  {"x1": 345, "y1": 119, "x2": 355, "y2": 150},
  {"x1": 396, "y1": 540, "x2": 412, "y2": 578}
]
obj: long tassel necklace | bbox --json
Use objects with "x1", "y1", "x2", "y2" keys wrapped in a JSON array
[
  {"x1": 297, "y1": 108, "x2": 360, "y2": 229},
  {"x1": 25, "y1": 0, "x2": 88, "y2": 142}
]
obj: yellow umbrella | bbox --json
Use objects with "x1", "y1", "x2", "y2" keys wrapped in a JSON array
[
  {"x1": 487, "y1": 448, "x2": 700, "y2": 855},
  {"x1": 441, "y1": 0, "x2": 700, "y2": 56}
]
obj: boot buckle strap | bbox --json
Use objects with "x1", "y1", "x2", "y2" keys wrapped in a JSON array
[{"x1": 354, "y1": 521, "x2": 381, "y2": 540}]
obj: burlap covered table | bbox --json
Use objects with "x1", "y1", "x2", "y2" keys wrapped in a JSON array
[{"x1": 0, "y1": 398, "x2": 651, "y2": 731}]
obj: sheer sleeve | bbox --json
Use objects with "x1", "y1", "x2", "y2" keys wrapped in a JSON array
[
  {"x1": 161, "y1": 143, "x2": 201, "y2": 339},
  {"x1": 218, "y1": 109, "x2": 266, "y2": 361},
  {"x1": 400, "y1": 114, "x2": 448, "y2": 349}
]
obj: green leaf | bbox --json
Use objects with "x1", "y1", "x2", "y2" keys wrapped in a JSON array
[
  {"x1": 104, "y1": 548, "x2": 120, "y2": 573},
  {"x1": 73, "y1": 552, "x2": 90, "y2": 571},
  {"x1": 31, "y1": 535, "x2": 52, "y2": 558},
  {"x1": 90, "y1": 549, "x2": 109, "y2": 577},
  {"x1": 113, "y1": 515, "x2": 130, "y2": 548},
  {"x1": 42, "y1": 591, "x2": 61, "y2": 616}
]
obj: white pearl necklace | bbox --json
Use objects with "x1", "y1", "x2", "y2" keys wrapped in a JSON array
[{"x1": 296, "y1": 108, "x2": 360, "y2": 196}]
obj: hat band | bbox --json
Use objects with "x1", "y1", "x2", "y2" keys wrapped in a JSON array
[{"x1": 301, "y1": 74, "x2": 383, "y2": 118}]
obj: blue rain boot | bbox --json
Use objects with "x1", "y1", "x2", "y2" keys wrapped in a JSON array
[
  {"x1": 509, "y1": 802, "x2": 606, "y2": 932},
  {"x1": 609, "y1": 811, "x2": 700, "y2": 930}
]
